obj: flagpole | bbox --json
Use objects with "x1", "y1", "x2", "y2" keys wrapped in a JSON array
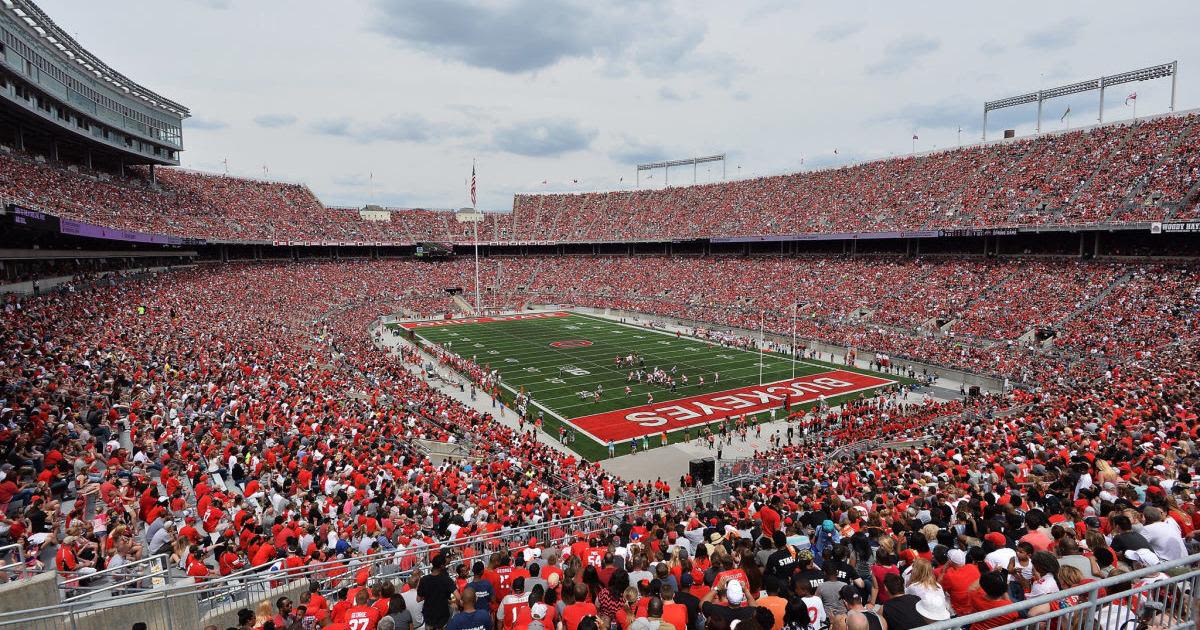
[
  {"x1": 759, "y1": 310, "x2": 764, "y2": 386},
  {"x1": 791, "y1": 302, "x2": 797, "y2": 380},
  {"x1": 472, "y1": 159, "x2": 481, "y2": 315}
]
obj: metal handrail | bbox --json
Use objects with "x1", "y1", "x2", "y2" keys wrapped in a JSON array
[
  {"x1": 60, "y1": 553, "x2": 171, "y2": 602},
  {"x1": 922, "y1": 551, "x2": 1200, "y2": 630},
  {"x1": 0, "y1": 543, "x2": 27, "y2": 580}
]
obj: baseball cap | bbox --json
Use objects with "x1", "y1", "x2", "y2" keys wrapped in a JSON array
[
  {"x1": 1125, "y1": 549, "x2": 1160, "y2": 567},
  {"x1": 726, "y1": 580, "x2": 745, "y2": 605}
]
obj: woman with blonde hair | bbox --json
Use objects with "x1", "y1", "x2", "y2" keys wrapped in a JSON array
[
  {"x1": 253, "y1": 599, "x2": 273, "y2": 628},
  {"x1": 904, "y1": 558, "x2": 952, "y2": 618}
]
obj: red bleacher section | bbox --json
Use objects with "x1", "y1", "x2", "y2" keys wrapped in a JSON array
[{"x1": 3, "y1": 114, "x2": 1200, "y2": 243}]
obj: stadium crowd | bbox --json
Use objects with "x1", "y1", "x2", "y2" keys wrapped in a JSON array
[
  {"x1": 490, "y1": 256, "x2": 1197, "y2": 384},
  {"x1": 512, "y1": 113, "x2": 1200, "y2": 241},
  {"x1": 0, "y1": 263, "x2": 638, "y2": 596},
  {"x1": 3, "y1": 114, "x2": 1200, "y2": 247},
  {"x1": 0, "y1": 251, "x2": 1193, "y2": 629}
]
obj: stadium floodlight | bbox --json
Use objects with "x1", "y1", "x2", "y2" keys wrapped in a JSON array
[
  {"x1": 636, "y1": 154, "x2": 726, "y2": 187},
  {"x1": 983, "y1": 61, "x2": 1177, "y2": 139}
]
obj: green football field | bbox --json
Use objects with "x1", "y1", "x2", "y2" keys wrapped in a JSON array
[{"x1": 393, "y1": 311, "x2": 902, "y2": 461}]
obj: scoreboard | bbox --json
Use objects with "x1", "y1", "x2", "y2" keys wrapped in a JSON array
[{"x1": 6, "y1": 204, "x2": 61, "y2": 233}]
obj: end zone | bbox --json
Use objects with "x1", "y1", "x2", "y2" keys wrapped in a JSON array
[
  {"x1": 565, "y1": 370, "x2": 894, "y2": 443},
  {"x1": 397, "y1": 311, "x2": 570, "y2": 329}
]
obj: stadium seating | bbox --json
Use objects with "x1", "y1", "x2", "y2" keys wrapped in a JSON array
[
  {"x1": 3, "y1": 114, "x2": 1200, "y2": 245},
  {"x1": 3, "y1": 110, "x2": 1200, "y2": 629},
  {"x1": 0, "y1": 253, "x2": 1196, "y2": 629}
]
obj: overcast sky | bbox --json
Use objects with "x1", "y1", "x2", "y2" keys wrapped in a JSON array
[{"x1": 37, "y1": 0, "x2": 1200, "y2": 211}]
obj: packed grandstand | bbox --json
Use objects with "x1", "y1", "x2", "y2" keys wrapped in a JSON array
[
  {"x1": 1, "y1": 1, "x2": 1200, "y2": 630},
  {"x1": 2, "y1": 110, "x2": 1200, "y2": 244}
]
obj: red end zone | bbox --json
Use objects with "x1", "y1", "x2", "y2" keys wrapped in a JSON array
[
  {"x1": 569, "y1": 370, "x2": 894, "y2": 443},
  {"x1": 398, "y1": 312, "x2": 570, "y2": 329}
]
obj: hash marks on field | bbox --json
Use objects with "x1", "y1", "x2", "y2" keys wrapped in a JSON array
[{"x1": 411, "y1": 314, "x2": 870, "y2": 431}]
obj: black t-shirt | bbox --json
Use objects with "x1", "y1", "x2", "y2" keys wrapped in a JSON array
[
  {"x1": 881, "y1": 594, "x2": 926, "y2": 630},
  {"x1": 674, "y1": 591, "x2": 701, "y2": 630},
  {"x1": 418, "y1": 570, "x2": 458, "y2": 626},
  {"x1": 1111, "y1": 531, "x2": 1152, "y2": 554},
  {"x1": 765, "y1": 548, "x2": 797, "y2": 579},
  {"x1": 30, "y1": 509, "x2": 48, "y2": 534},
  {"x1": 702, "y1": 602, "x2": 755, "y2": 624},
  {"x1": 829, "y1": 560, "x2": 855, "y2": 586},
  {"x1": 797, "y1": 569, "x2": 824, "y2": 591}
]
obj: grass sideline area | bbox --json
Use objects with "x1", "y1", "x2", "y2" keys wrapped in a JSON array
[{"x1": 392, "y1": 312, "x2": 911, "y2": 461}]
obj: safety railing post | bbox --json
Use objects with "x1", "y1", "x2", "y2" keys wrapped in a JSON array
[{"x1": 162, "y1": 585, "x2": 174, "y2": 630}]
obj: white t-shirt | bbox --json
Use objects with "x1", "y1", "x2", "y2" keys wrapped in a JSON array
[
  {"x1": 1140, "y1": 520, "x2": 1187, "y2": 561},
  {"x1": 801, "y1": 595, "x2": 826, "y2": 630},
  {"x1": 1030, "y1": 574, "x2": 1059, "y2": 597},
  {"x1": 984, "y1": 547, "x2": 1016, "y2": 573}
]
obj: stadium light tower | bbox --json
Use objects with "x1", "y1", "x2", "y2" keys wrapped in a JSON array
[
  {"x1": 636, "y1": 154, "x2": 726, "y2": 188},
  {"x1": 457, "y1": 207, "x2": 485, "y2": 313},
  {"x1": 983, "y1": 61, "x2": 1177, "y2": 140}
]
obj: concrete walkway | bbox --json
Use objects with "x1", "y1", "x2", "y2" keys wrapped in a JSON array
[{"x1": 595, "y1": 389, "x2": 942, "y2": 483}]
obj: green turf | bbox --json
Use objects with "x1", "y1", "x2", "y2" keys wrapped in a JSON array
[{"x1": 391, "y1": 312, "x2": 907, "y2": 461}]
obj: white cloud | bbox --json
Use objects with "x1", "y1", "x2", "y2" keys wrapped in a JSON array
[{"x1": 31, "y1": 0, "x2": 1200, "y2": 212}]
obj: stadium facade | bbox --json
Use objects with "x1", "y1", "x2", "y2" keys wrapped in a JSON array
[{"x1": 0, "y1": 0, "x2": 187, "y2": 168}]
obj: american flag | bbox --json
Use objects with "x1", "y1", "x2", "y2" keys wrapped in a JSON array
[
  {"x1": 1126, "y1": 92, "x2": 1138, "y2": 105},
  {"x1": 470, "y1": 161, "x2": 476, "y2": 207}
]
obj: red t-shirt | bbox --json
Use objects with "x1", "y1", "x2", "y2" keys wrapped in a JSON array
[
  {"x1": 331, "y1": 599, "x2": 352, "y2": 624},
  {"x1": 759, "y1": 506, "x2": 781, "y2": 537},
  {"x1": 494, "y1": 566, "x2": 517, "y2": 600},
  {"x1": 345, "y1": 604, "x2": 381, "y2": 630},
  {"x1": 1020, "y1": 530, "x2": 1053, "y2": 552},
  {"x1": 515, "y1": 604, "x2": 556, "y2": 630},
  {"x1": 584, "y1": 547, "x2": 606, "y2": 568},
  {"x1": 503, "y1": 601, "x2": 531, "y2": 630},
  {"x1": 663, "y1": 602, "x2": 689, "y2": 630},
  {"x1": 941, "y1": 564, "x2": 981, "y2": 614},
  {"x1": 967, "y1": 591, "x2": 1019, "y2": 630},
  {"x1": 562, "y1": 602, "x2": 598, "y2": 630}
]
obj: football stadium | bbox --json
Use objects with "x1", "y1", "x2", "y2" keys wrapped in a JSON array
[{"x1": 0, "y1": 1, "x2": 1198, "y2": 629}]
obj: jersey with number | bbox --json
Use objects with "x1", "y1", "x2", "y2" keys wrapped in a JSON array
[
  {"x1": 494, "y1": 565, "x2": 517, "y2": 600},
  {"x1": 584, "y1": 547, "x2": 606, "y2": 568},
  {"x1": 503, "y1": 599, "x2": 531, "y2": 630},
  {"x1": 346, "y1": 605, "x2": 381, "y2": 630}
]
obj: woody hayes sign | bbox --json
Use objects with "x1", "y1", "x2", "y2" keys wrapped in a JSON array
[{"x1": 570, "y1": 370, "x2": 895, "y2": 442}]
